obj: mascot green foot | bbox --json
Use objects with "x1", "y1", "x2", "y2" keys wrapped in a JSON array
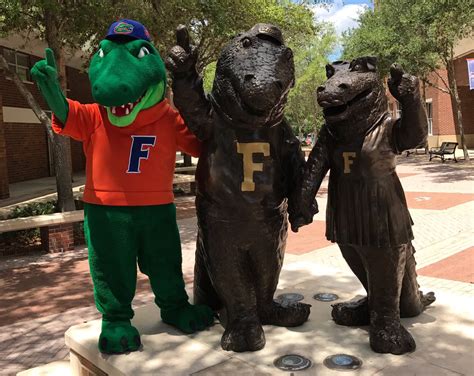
[
  {"x1": 161, "y1": 303, "x2": 214, "y2": 334},
  {"x1": 99, "y1": 320, "x2": 141, "y2": 354}
]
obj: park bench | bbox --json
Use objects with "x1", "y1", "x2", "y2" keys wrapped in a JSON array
[
  {"x1": 175, "y1": 165, "x2": 197, "y2": 173},
  {"x1": 0, "y1": 210, "x2": 84, "y2": 254},
  {"x1": 405, "y1": 147, "x2": 428, "y2": 157},
  {"x1": 0, "y1": 210, "x2": 84, "y2": 233},
  {"x1": 174, "y1": 165, "x2": 197, "y2": 194},
  {"x1": 429, "y1": 142, "x2": 458, "y2": 163}
]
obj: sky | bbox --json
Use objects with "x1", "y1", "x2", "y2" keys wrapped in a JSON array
[{"x1": 294, "y1": 0, "x2": 374, "y2": 59}]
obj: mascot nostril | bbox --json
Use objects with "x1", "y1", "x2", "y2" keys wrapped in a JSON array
[
  {"x1": 168, "y1": 23, "x2": 313, "y2": 353},
  {"x1": 119, "y1": 84, "x2": 130, "y2": 95}
]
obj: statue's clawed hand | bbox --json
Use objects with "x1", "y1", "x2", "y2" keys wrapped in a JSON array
[
  {"x1": 388, "y1": 63, "x2": 420, "y2": 103},
  {"x1": 166, "y1": 25, "x2": 198, "y2": 76}
]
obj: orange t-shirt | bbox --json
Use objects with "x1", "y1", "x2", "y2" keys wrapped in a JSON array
[{"x1": 52, "y1": 98, "x2": 201, "y2": 206}]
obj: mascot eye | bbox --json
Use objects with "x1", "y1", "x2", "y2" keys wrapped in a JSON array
[
  {"x1": 97, "y1": 48, "x2": 104, "y2": 58},
  {"x1": 138, "y1": 46, "x2": 150, "y2": 59},
  {"x1": 242, "y1": 38, "x2": 251, "y2": 48}
]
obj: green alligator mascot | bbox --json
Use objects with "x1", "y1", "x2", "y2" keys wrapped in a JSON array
[{"x1": 31, "y1": 19, "x2": 214, "y2": 354}]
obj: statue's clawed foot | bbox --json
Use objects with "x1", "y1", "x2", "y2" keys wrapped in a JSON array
[
  {"x1": 99, "y1": 320, "x2": 141, "y2": 354},
  {"x1": 331, "y1": 296, "x2": 369, "y2": 326},
  {"x1": 221, "y1": 316, "x2": 265, "y2": 352},
  {"x1": 260, "y1": 300, "x2": 311, "y2": 327},
  {"x1": 369, "y1": 318, "x2": 415, "y2": 355},
  {"x1": 421, "y1": 291, "x2": 436, "y2": 308}
]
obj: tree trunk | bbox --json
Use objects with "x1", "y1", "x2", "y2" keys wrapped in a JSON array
[
  {"x1": 0, "y1": 54, "x2": 76, "y2": 212},
  {"x1": 182, "y1": 153, "x2": 192, "y2": 166},
  {"x1": 446, "y1": 58, "x2": 469, "y2": 160},
  {"x1": 421, "y1": 79, "x2": 426, "y2": 104},
  {"x1": 45, "y1": 8, "x2": 76, "y2": 211}
]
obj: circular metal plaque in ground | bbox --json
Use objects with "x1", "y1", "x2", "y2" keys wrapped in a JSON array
[
  {"x1": 323, "y1": 354, "x2": 362, "y2": 370},
  {"x1": 276, "y1": 293, "x2": 305, "y2": 303},
  {"x1": 274, "y1": 354, "x2": 312, "y2": 371},
  {"x1": 313, "y1": 292, "x2": 339, "y2": 302}
]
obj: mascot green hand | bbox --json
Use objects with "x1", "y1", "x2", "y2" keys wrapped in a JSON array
[
  {"x1": 31, "y1": 19, "x2": 214, "y2": 354},
  {"x1": 30, "y1": 48, "x2": 68, "y2": 123}
]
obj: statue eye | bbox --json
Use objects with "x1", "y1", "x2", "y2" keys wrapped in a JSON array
[
  {"x1": 97, "y1": 48, "x2": 104, "y2": 58},
  {"x1": 354, "y1": 64, "x2": 362, "y2": 71},
  {"x1": 242, "y1": 38, "x2": 251, "y2": 48},
  {"x1": 138, "y1": 46, "x2": 150, "y2": 59}
]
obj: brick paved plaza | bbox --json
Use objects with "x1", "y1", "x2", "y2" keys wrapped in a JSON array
[{"x1": 0, "y1": 155, "x2": 473, "y2": 375}]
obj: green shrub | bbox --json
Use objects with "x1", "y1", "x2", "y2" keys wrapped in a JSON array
[
  {"x1": 8, "y1": 201, "x2": 57, "y2": 219},
  {"x1": 2, "y1": 201, "x2": 58, "y2": 247}
]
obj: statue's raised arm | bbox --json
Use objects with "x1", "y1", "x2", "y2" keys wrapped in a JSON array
[
  {"x1": 166, "y1": 25, "x2": 213, "y2": 141},
  {"x1": 388, "y1": 64, "x2": 428, "y2": 152}
]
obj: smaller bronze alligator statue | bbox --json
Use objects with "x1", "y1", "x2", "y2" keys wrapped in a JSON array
[{"x1": 295, "y1": 57, "x2": 435, "y2": 355}]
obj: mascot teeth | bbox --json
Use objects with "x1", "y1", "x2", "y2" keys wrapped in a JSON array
[{"x1": 110, "y1": 96, "x2": 142, "y2": 117}]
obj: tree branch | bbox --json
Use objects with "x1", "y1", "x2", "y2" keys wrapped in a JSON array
[
  {"x1": 150, "y1": 0, "x2": 164, "y2": 19},
  {"x1": 0, "y1": 55, "x2": 54, "y2": 143},
  {"x1": 420, "y1": 77, "x2": 450, "y2": 94},
  {"x1": 431, "y1": 69, "x2": 451, "y2": 94}
]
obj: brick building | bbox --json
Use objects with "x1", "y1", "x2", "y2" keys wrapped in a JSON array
[
  {"x1": 0, "y1": 34, "x2": 93, "y2": 199},
  {"x1": 388, "y1": 38, "x2": 474, "y2": 149}
]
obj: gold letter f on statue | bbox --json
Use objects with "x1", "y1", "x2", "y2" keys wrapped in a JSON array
[
  {"x1": 343, "y1": 152, "x2": 356, "y2": 174},
  {"x1": 236, "y1": 142, "x2": 270, "y2": 192}
]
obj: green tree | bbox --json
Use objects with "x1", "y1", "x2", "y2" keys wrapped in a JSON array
[
  {"x1": 131, "y1": 0, "x2": 317, "y2": 71},
  {"x1": 133, "y1": 0, "x2": 320, "y2": 156},
  {"x1": 1, "y1": 0, "x2": 325, "y2": 184},
  {"x1": 159, "y1": 1, "x2": 335, "y2": 136},
  {"x1": 0, "y1": 0, "x2": 121, "y2": 211},
  {"x1": 342, "y1": 0, "x2": 474, "y2": 159},
  {"x1": 286, "y1": 24, "x2": 337, "y2": 137}
]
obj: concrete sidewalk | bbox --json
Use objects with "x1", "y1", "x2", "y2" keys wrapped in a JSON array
[
  {"x1": 1, "y1": 155, "x2": 473, "y2": 375},
  {"x1": 0, "y1": 173, "x2": 86, "y2": 210}
]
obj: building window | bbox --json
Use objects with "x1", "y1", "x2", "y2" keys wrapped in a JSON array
[
  {"x1": 3, "y1": 48, "x2": 31, "y2": 82},
  {"x1": 425, "y1": 100, "x2": 433, "y2": 135},
  {"x1": 395, "y1": 101, "x2": 402, "y2": 119}
]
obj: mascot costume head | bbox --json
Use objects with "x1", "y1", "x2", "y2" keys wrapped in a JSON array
[{"x1": 89, "y1": 19, "x2": 166, "y2": 127}]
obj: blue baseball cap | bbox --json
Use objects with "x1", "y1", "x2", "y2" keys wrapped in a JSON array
[{"x1": 106, "y1": 19, "x2": 151, "y2": 42}]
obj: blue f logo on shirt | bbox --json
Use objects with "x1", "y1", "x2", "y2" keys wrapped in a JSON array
[{"x1": 127, "y1": 135, "x2": 156, "y2": 173}]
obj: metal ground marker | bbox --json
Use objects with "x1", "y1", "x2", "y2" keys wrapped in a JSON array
[
  {"x1": 323, "y1": 354, "x2": 362, "y2": 370},
  {"x1": 313, "y1": 292, "x2": 339, "y2": 302},
  {"x1": 274, "y1": 354, "x2": 312, "y2": 371}
]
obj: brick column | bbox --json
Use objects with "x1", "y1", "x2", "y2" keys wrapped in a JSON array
[
  {"x1": 0, "y1": 95, "x2": 10, "y2": 199},
  {"x1": 40, "y1": 223, "x2": 75, "y2": 253}
]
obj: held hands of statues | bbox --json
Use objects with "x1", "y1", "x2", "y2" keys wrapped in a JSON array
[
  {"x1": 166, "y1": 25, "x2": 198, "y2": 76},
  {"x1": 387, "y1": 63, "x2": 420, "y2": 103},
  {"x1": 289, "y1": 199, "x2": 318, "y2": 233}
]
